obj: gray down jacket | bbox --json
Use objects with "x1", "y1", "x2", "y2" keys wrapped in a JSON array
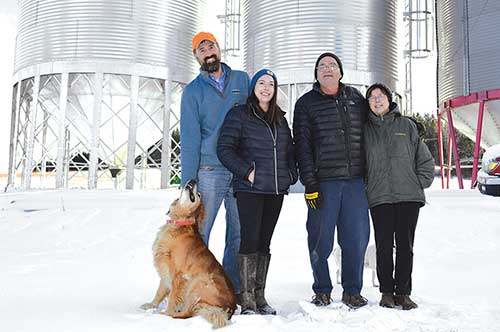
[{"x1": 364, "y1": 103, "x2": 434, "y2": 208}]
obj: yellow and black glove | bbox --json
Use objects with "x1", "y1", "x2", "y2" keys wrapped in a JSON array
[{"x1": 305, "y1": 185, "x2": 322, "y2": 209}]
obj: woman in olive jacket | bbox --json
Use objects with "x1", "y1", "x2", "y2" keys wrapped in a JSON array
[
  {"x1": 217, "y1": 69, "x2": 297, "y2": 316},
  {"x1": 364, "y1": 83, "x2": 434, "y2": 310}
]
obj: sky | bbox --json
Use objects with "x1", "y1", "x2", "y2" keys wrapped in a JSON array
[
  {"x1": 0, "y1": 0, "x2": 437, "y2": 175},
  {"x1": 1, "y1": 185, "x2": 499, "y2": 332}
]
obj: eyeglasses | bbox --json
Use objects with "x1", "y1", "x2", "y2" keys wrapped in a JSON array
[
  {"x1": 317, "y1": 63, "x2": 339, "y2": 72},
  {"x1": 368, "y1": 95, "x2": 387, "y2": 102}
]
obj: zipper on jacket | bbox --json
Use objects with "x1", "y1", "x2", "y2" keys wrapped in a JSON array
[
  {"x1": 273, "y1": 142, "x2": 278, "y2": 194},
  {"x1": 336, "y1": 98, "x2": 351, "y2": 176},
  {"x1": 343, "y1": 102, "x2": 352, "y2": 176},
  {"x1": 251, "y1": 106, "x2": 279, "y2": 194}
]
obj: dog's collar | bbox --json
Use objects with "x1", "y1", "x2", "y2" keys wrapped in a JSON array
[{"x1": 166, "y1": 220, "x2": 195, "y2": 226}]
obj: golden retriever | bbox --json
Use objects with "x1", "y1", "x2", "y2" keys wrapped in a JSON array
[{"x1": 140, "y1": 180, "x2": 237, "y2": 328}]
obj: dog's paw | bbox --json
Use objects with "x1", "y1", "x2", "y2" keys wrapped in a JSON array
[
  {"x1": 174, "y1": 302, "x2": 185, "y2": 313},
  {"x1": 140, "y1": 302, "x2": 157, "y2": 311}
]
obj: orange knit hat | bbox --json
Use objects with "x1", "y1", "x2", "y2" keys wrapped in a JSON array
[{"x1": 191, "y1": 32, "x2": 218, "y2": 52}]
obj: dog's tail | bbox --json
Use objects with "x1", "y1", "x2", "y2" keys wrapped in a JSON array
[{"x1": 195, "y1": 305, "x2": 232, "y2": 329}]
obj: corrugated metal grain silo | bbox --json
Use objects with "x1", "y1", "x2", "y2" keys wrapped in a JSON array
[
  {"x1": 243, "y1": 0, "x2": 401, "y2": 118},
  {"x1": 436, "y1": 0, "x2": 500, "y2": 187},
  {"x1": 437, "y1": 0, "x2": 500, "y2": 148},
  {"x1": 8, "y1": 0, "x2": 205, "y2": 190}
]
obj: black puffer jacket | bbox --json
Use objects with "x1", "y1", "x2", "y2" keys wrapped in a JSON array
[
  {"x1": 293, "y1": 82, "x2": 368, "y2": 188},
  {"x1": 217, "y1": 104, "x2": 298, "y2": 195}
]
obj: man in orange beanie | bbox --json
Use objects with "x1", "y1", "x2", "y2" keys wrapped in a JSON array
[{"x1": 180, "y1": 31, "x2": 250, "y2": 298}]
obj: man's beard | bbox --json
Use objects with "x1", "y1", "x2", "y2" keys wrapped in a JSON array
[{"x1": 201, "y1": 54, "x2": 221, "y2": 73}]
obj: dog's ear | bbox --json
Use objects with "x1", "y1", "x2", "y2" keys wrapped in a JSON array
[{"x1": 194, "y1": 203, "x2": 206, "y2": 231}]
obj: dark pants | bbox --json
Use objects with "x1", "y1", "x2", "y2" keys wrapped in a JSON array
[
  {"x1": 370, "y1": 202, "x2": 420, "y2": 295},
  {"x1": 235, "y1": 192, "x2": 284, "y2": 254},
  {"x1": 306, "y1": 178, "x2": 370, "y2": 295}
]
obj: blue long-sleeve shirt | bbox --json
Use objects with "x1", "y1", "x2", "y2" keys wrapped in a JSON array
[{"x1": 180, "y1": 63, "x2": 249, "y2": 186}]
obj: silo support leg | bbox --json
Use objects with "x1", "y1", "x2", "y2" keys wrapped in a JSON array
[
  {"x1": 161, "y1": 76, "x2": 172, "y2": 189},
  {"x1": 126, "y1": 75, "x2": 139, "y2": 190},
  {"x1": 447, "y1": 129, "x2": 453, "y2": 189},
  {"x1": 24, "y1": 75, "x2": 40, "y2": 190},
  {"x1": 89, "y1": 72, "x2": 103, "y2": 190},
  {"x1": 470, "y1": 99, "x2": 485, "y2": 188},
  {"x1": 7, "y1": 82, "x2": 21, "y2": 190},
  {"x1": 446, "y1": 108, "x2": 464, "y2": 189},
  {"x1": 56, "y1": 73, "x2": 69, "y2": 189},
  {"x1": 437, "y1": 108, "x2": 445, "y2": 189}
]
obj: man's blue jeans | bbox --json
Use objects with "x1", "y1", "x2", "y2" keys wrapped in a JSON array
[
  {"x1": 197, "y1": 167, "x2": 241, "y2": 293},
  {"x1": 306, "y1": 177, "x2": 370, "y2": 296}
]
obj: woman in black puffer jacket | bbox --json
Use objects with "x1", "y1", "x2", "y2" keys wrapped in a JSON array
[{"x1": 217, "y1": 69, "x2": 297, "y2": 316}]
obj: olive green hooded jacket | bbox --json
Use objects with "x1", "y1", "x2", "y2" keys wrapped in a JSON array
[{"x1": 364, "y1": 104, "x2": 434, "y2": 208}]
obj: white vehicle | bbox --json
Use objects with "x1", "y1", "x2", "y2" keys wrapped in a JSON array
[{"x1": 477, "y1": 144, "x2": 500, "y2": 197}]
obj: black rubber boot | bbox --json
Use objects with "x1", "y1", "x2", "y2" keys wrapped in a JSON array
[
  {"x1": 238, "y1": 253, "x2": 258, "y2": 315},
  {"x1": 255, "y1": 253, "x2": 276, "y2": 315}
]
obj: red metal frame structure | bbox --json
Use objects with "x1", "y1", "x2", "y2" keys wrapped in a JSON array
[{"x1": 437, "y1": 88, "x2": 500, "y2": 189}]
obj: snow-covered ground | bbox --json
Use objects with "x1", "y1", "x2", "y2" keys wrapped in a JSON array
[{"x1": 1, "y1": 185, "x2": 498, "y2": 332}]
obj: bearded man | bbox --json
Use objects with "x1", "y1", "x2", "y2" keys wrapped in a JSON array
[{"x1": 180, "y1": 32, "x2": 249, "y2": 297}]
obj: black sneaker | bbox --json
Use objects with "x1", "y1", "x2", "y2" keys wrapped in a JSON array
[
  {"x1": 311, "y1": 293, "x2": 332, "y2": 306},
  {"x1": 342, "y1": 292, "x2": 368, "y2": 309},
  {"x1": 394, "y1": 295, "x2": 418, "y2": 310}
]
